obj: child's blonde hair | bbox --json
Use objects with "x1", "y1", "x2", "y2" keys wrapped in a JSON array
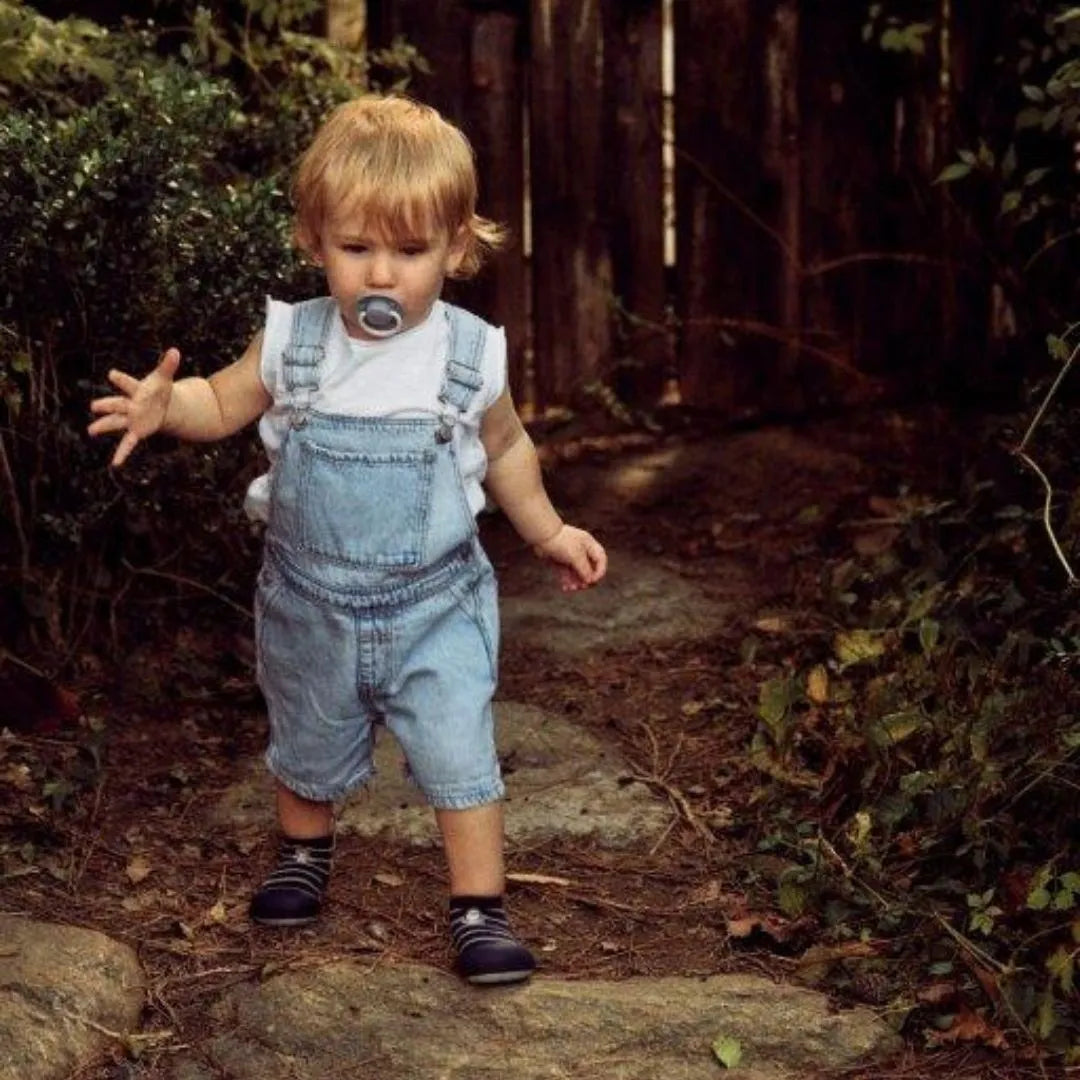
[{"x1": 292, "y1": 94, "x2": 504, "y2": 278}]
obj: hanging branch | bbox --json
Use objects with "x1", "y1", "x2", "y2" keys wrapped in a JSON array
[{"x1": 1013, "y1": 336, "x2": 1080, "y2": 585}]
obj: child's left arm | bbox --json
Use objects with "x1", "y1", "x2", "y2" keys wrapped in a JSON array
[{"x1": 481, "y1": 390, "x2": 607, "y2": 592}]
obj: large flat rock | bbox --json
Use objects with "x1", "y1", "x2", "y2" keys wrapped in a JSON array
[
  {"x1": 0, "y1": 916, "x2": 144, "y2": 1080},
  {"x1": 168, "y1": 962, "x2": 901, "y2": 1080},
  {"x1": 212, "y1": 702, "x2": 671, "y2": 849},
  {"x1": 499, "y1": 551, "x2": 734, "y2": 654}
]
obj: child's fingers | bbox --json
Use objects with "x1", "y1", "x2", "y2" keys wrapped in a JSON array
[
  {"x1": 586, "y1": 541, "x2": 608, "y2": 582},
  {"x1": 107, "y1": 368, "x2": 141, "y2": 395},
  {"x1": 111, "y1": 431, "x2": 140, "y2": 468},
  {"x1": 87, "y1": 413, "x2": 130, "y2": 437},
  {"x1": 155, "y1": 348, "x2": 181, "y2": 378},
  {"x1": 89, "y1": 395, "x2": 131, "y2": 415}
]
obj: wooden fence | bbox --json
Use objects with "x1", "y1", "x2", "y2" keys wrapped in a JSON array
[{"x1": 366, "y1": 0, "x2": 1000, "y2": 417}]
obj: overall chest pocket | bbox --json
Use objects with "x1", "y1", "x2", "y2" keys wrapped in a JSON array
[{"x1": 297, "y1": 440, "x2": 436, "y2": 567}]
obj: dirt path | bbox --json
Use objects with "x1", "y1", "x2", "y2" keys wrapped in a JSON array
[{"x1": 2, "y1": 410, "x2": 991, "y2": 1078}]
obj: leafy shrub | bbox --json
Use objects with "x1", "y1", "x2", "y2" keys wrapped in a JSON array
[
  {"x1": 0, "y1": 3, "x2": 345, "y2": 661},
  {"x1": 751, "y1": 425, "x2": 1080, "y2": 1056}
]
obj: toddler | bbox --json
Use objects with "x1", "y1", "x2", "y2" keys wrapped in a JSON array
[{"x1": 88, "y1": 94, "x2": 607, "y2": 985}]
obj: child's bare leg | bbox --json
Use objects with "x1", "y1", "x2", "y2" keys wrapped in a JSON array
[
  {"x1": 249, "y1": 780, "x2": 334, "y2": 927},
  {"x1": 437, "y1": 801, "x2": 534, "y2": 985},
  {"x1": 276, "y1": 781, "x2": 334, "y2": 838},
  {"x1": 435, "y1": 802, "x2": 505, "y2": 895}
]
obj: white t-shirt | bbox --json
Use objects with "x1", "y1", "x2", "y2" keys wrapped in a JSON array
[{"x1": 244, "y1": 298, "x2": 506, "y2": 523}]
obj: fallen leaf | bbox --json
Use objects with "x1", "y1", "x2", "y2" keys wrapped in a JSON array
[
  {"x1": 916, "y1": 981, "x2": 959, "y2": 1005},
  {"x1": 373, "y1": 871, "x2": 404, "y2": 888},
  {"x1": 126, "y1": 855, "x2": 152, "y2": 885},
  {"x1": 926, "y1": 1004, "x2": 1009, "y2": 1050},
  {"x1": 725, "y1": 910, "x2": 797, "y2": 944},
  {"x1": 0, "y1": 764, "x2": 33, "y2": 791},
  {"x1": 712, "y1": 1035, "x2": 743, "y2": 1069},
  {"x1": 834, "y1": 629, "x2": 886, "y2": 668},
  {"x1": 794, "y1": 940, "x2": 880, "y2": 986},
  {"x1": 806, "y1": 665, "x2": 829, "y2": 704},
  {"x1": 754, "y1": 616, "x2": 786, "y2": 633}
]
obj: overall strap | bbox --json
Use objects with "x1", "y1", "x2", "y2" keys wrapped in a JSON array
[
  {"x1": 435, "y1": 304, "x2": 488, "y2": 441},
  {"x1": 283, "y1": 297, "x2": 337, "y2": 425}
]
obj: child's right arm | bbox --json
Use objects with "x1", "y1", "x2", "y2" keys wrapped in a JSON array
[{"x1": 88, "y1": 332, "x2": 271, "y2": 467}]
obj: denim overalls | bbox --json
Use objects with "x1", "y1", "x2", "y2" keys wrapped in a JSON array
[{"x1": 254, "y1": 298, "x2": 505, "y2": 810}]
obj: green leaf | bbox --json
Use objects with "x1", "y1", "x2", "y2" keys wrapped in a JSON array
[
  {"x1": 834, "y1": 629, "x2": 885, "y2": 669},
  {"x1": 918, "y1": 617, "x2": 940, "y2": 655},
  {"x1": 1028, "y1": 887, "x2": 1052, "y2": 911},
  {"x1": 1035, "y1": 985, "x2": 1058, "y2": 1040},
  {"x1": 757, "y1": 677, "x2": 795, "y2": 731},
  {"x1": 1022, "y1": 84, "x2": 1047, "y2": 102},
  {"x1": 1016, "y1": 107, "x2": 1045, "y2": 130},
  {"x1": 1000, "y1": 190, "x2": 1023, "y2": 214},
  {"x1": 1047, "y1": 946, "x2": 1075, "y2": 993},
  {"x1": 880, "y1": 27, "x2": 904, "y2": 52},
  {"x1": 711, "y1": 1035, "x2": 743, "y2": 1069},
  {"x1": 778, "y1": 875, "x2": 808, "y2": 918},
  {"x1": 1048, "y1": 334, "x2": 1071, "y2": 361},
  {"x1": 872, "y1": 710, "x2": 925, "y2": 746},
  {"x1": 935, "y1": 161, "x2": 972, "y2": 184}
]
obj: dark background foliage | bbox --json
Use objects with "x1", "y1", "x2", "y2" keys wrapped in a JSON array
[{"x1": 2, "y1": 0, "x2": 1080, "y2": 1064}]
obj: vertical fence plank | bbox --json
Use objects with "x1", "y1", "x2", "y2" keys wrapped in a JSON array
[
  {"x1": 674, "y1": 0, "x2": 775, "y2": 413},
  {"x1": 366, "y1": 2, "x2": 526, "y2": 387},
  {"x1": 529, "y1": 0, "x2": 611, "y2": 408},
  {"x1": 366, "y1": 0, "x2": 472, "y2": 123},
  {"x1": 763, "y1": 1, "x2": 802, "y2": 408},
  {"x1": 799, "y1": 2, "x2": 946, "y2": 405},
  {"x1": 465, "y1": 10, "x2": 528, "y2": 402},
  {"x1": 601, "y1": 0, "x2": 667, "y2": 406},
  {"x1": 797, "y1": 1, "x2": 873, "y2": 404}
]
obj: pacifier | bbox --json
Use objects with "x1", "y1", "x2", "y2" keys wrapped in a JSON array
[{"x1": 356, "y1": 295, "x2": 405, "y2": 338}]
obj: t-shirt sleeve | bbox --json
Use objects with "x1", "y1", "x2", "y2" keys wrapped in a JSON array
[
  {"x1": 259, "y1": 297, "x2": 294, "y2": 400},
  {"x1": 480, "y1": 323, "x2": 508, "y2": 411}
]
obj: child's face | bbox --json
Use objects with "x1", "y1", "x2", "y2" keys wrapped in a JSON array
[{"x1": 315, "y1": 213, "x2": 466, "y2": 341}]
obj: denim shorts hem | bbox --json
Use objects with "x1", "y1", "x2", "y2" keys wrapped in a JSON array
[
  {"x1": 265, "y1": 752, "x2": 374, "y2": 804},
  {"x1": 421, "y1": 778, "x2": 506, "y2": 811}
]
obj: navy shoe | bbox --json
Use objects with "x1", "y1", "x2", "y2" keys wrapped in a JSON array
[
  {"x1": 450, "y1": 901, "x2": 536, "y2": 985},
  {"x1": 249, "y1": 836, "x2": 332, "y2": 927}
]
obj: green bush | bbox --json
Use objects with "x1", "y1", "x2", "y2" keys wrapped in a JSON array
[{"x1": 0, "y1": 3, "x2": 342, "y2": 662}]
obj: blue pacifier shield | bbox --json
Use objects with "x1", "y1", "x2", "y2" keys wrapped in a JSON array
[{"x1": 356, "y1": 296, "x2": 404, "y2": 338}]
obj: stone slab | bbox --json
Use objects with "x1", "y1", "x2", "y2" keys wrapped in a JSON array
[
  {"x1": 0, "y1": 916, "x2": 144, "y2": 1080},
  {"x1": 499, "y1": 551, "x2": 733, "y2": 655},
  {"x1": 169, "y1": 962, "x2": 901, "y2": 1080},
  {"x1": 212, "y1": 702, "x2": 671, "y2": 849}
]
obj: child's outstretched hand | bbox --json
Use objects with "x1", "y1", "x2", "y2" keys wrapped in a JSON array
[
  {"x1": 88, "y1": 348, "x2": 180, "y2": 467},
  {"x1": 534, "y1": 524, "x2": 607, "y2": 592}
]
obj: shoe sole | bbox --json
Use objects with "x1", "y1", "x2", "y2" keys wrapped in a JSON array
[
  {"x1": 251, "y1": 916, "x2": 319, "y2": 927},
  {"x1": 465, "y1": 970, "x2": 534, "y2": 986}
]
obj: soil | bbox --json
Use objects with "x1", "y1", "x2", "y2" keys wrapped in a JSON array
[{"x1": 0, "y1": 406, "x2": 1044, "y2": 1079}]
